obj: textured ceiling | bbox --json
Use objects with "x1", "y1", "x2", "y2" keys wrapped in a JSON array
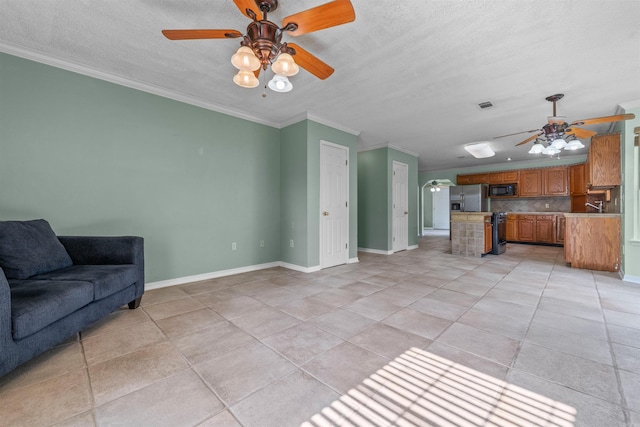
[{"x1": 1, "y1": 0, "x2": 639, "y2": 171}]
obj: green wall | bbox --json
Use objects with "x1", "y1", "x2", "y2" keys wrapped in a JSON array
[
  {"x1": 358, "y1": 147, "x2": 419, "y2": 251},
  {"x1": 0, "y1": 52, "x2": 284, "y2": 283}
]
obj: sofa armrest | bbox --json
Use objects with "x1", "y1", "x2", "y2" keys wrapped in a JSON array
[
  {"x1": 58, "y1": 236, "x2": 144, "y2": 266},
  {"x1": 0, "y1": 268, "x2": 12, "y2": 342}
]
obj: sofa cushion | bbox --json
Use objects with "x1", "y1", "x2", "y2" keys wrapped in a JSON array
[
  {"x1": 0, "y1": 219, "x2": 73, "y2": 280},
  {"x1": 32, "y1": 265, "x2": 138, "y2": 300},
  {"x1": 10, "y1": 279, "x2": 94, "y2": 340}
]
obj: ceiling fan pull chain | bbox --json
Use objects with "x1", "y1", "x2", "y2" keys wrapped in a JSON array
[{"x1": 262, "y1": 71, "x2": 267, "y2": 98}]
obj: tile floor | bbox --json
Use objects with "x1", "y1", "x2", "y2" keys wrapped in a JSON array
[{"x1": 1, "y1": 234, "x2": 639, "y2": 426}]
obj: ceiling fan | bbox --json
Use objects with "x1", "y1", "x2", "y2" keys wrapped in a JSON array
[
  {"x1": 161, "y1": 0, "x2": 355, "y2": 92},
  {"x1": 494, "y1": 94, "x2": 635, "y2": 155}
]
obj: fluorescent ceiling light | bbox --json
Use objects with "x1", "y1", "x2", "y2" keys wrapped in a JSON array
[{"x1": 464, "y1": 142, "x2": 495, "y2": 158}]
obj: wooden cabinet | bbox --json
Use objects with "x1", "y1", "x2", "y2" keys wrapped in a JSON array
[
  {"x1": 570, "y1": 163, "x2": 586, "y2": 195},
  {"x1": 556, "y1": 215, "x2": 565, "y2": 244},
  {"x1": 487, "y1": 171, "x2": 519, "y2": 184},
  {"x1": 457, "y1": 173, "x2": 488, "y2": 185},
  {"x1": 517, "y1": 214, "x2": 536, "y2": 241},
  {"x1": 519, "y1": 169, "x2": 543, "y2": 197},
  {"x1": 535, "y1": 215, "x2": 556, "y2": 243},
  {"x1": 484, "y1": 218, "x2": 493, "y2": 254},
  {"x1": 587, "y1": 134, "x2": 621, "y2": 188},
  {"x1": 564, "y1": 214, "x2": 620, "y2": 272},
  {"x1": 543, "y1": 167, "x2": 569, "y2": 196},
  {"x1": 506, "y1": 215, "x2": 518, "y2": 241}
]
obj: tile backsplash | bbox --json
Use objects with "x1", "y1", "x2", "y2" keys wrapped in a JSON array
[{"x1": 490, "y1": 197, "x2": 570, "y2": 213}]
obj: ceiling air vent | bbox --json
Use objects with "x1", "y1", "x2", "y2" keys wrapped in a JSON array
[{"x1": 477, "y1": 101, "x2": 494, "y2": 110}]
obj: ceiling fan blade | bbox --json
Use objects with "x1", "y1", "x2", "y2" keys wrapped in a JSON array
[
  {"x1": 287, "y1": 43, "x2": 334, "y2": 79},
  {"x1": 493, "y1": 129, "x2": 540, "y2": 139},
  {"x1": 566, "y1": 127, "x2": 597, "y2": 139},
  {"x1": 516, "y1": 133, "x2": 543, "y2": 146},
  {"x1": 570, "y1": 113, "x2": 636, "y2": 126},
  {"x1": 162, "y1": 29, "x2": 242, "y2": 40},
  {"x1": 283, "y1": 0, "x2": 355, "y2": 36},
  {"x1": 233, "y1": 0, "x2": 262, "y2": 20}
]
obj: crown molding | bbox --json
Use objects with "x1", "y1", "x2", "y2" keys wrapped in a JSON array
[
  {"x1": 0, "y1": 42, "x2": 283, "y2": 128},
  {"x1": 358, "y1": 143, "x2": 420, "y2": 158},
  {"x1": 279, "y1": 111, "x2": 360, "y2": 135}
]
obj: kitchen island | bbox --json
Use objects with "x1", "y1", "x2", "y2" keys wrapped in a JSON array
[
  {"x1": 564, "y1": 213, "x2": 621, "y2": 272},
  {"x1": 450, "y1": 212, "x2": 493, "y2": 257}
]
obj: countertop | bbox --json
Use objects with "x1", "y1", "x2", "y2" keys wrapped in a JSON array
[{"x1": 563, "y1": 213, "x2": 621, "y2": 218}]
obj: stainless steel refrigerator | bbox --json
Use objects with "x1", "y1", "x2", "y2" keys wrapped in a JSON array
[{"x1": 450, "y1": 184, "x2": 488, "y2": 212}]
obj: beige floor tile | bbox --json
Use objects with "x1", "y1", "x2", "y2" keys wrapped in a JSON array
[
  {"x1": 80, "y1": 306, "x2": 150, "y2": 339},
  {"x1": 383, "y1": 308, "x2": 452, "y2": 340},
  {"x1": 142, "y1": 296, "x2": 204, "y2": 320},
  {"x1": 349, "y1": 323, "x2": 431, "y2": 360},
  {"x1": 309, "y1": 288, "x2": 362, "y2": 307},
  {"x1": 194, "y1": 341, "x2": 296, "y2": 405},
  {"x1": 426, "y1": 341, "x2": 509, "y2": 380},
  {"x1": 140, "y1": 286, "x2": 190, "y2": 306},
  {"x1": 232, "y1": 370, "x2": 340, "y2": 427},
  {"x1": 207, "y1": 295, "x2": 266, "y2": 320},
  {"x1": 95, "y1": 370, "x2": 223, "y2": 427},
  {"x1": 0, "y1": 341, "x2": 85, "y2": 392},
  {"x1": 524, "y1": 323, "x2": 613, "y2": 365},
  {"x1": 436, "y1": 323, "x2": 521, "y2": 366},
  {"x1": 619, "y1": 370, "x2": 640, "y2": 411},
  {"x1": 532, "y1": 309, "x2": 608, "y2": 340},
  {"x1": 611, "y1": 343, "x2": 640, "y2": 374},
  {"x1": 302, "y1": 342, "x2": 388, "y2": 395},
  {"x1": 408, "y1": 296, "x2": 468, "y2": 321},
  {"x1": 88, "y1": 342, "x2": 188, "y2": 405},
  {"x1": 473, "y1": 297, "x2": 536, "y2": 321},
  {"x1": 198, "y1": 411, "x2": 243, "y2": 427},
  {"x1": 457, "y1": 308, "x2": 530, "y2": 340},
  {"x1": 604, "y1": 309, "x2": 640, "y2": 329},
  {"x1": 311, "y1": 308, "x2": 377, "y2": 340},
  {"x1": 155, "y1": 307, "x2": 225, "y2": 338},
  {"x1": 428, "y1": 288, "x2": 482, "y2": 307},
  {"x1": 0, "y1": 368, "x2": 92, "y2": 426},
  {"x1": 172, "y1": 320, "x2": 256, "y2": 364},
  {"x1": 231, "y1": 306, "x2": 300, "y2": 339},
  {"x1": 607, "y1": 323, "x2": 640, "y2": 348},
  {"x1": 339, "y1": 280, "x2": 386, "y2": 296},
  {"x1": 52, "y1": 411, "x2": 96, "y2": 427},
  {"x1": 253, "y1": 287, "x2": 301, "y2": 306},
  {"x1": 514, "y1": 342, "x2": 621, "y2": 404},
  {"x1": 262, "y1": 322, "x2": 344, "y2": 365},
  {"x1": 342, "y1": 295, "x2": 403, "y2": 321},
  {"x1": 277, "y1": 296, "x2": 336, "y2": 320},
  {"x1": 82, "y1": 321, "x2": 167, "y2": 365}
]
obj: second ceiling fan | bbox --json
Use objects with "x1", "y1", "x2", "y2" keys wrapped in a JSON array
[{"x1": 162, "y1": 0, "x2": 356, "y2": 92}]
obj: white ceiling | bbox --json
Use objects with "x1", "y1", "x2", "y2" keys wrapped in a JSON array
[{"x1": 1, "y1": 0, "x2": 639, "y2": 171}]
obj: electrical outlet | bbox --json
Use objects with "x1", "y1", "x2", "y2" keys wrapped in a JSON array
[
  {"x1": 232, "y1": 242, "x2": 237, "y2": 251},
  {"x1": 260, "y1": 240, "x2": 265, "y2": 247},
  {"x1": 545, "y1": 203, "x2": 549, "y2": 209},
  {"x1": 290, "y1": 239, "x2": 294, "y2": 248}
]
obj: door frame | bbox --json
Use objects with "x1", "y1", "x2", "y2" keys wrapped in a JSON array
[
  {"x1": 392, "y1": 160, "x2": 409, "y2": 252},
  {"x1": 319, "y1": 140, "x2": 350, "y2": 269}
]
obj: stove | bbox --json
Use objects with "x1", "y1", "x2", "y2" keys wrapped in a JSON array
[{"x1": 491, "y1": 212, "x2": 507, "y2": 255}]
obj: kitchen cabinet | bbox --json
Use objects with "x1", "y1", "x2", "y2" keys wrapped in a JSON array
[
  {"x1": 487, "y1": 171, "x2": 519, "y2": 184},
  {"x1": 564, "y1": 214, "x2": 620, "y2": 272},
  {"x1": 506, "y1": 215, "x2": 518, "y2": 241},
  {"x1": 535, "y1": 215, "x2": 556, "y2": 243},
  {"x1": 587, "y1": 134, "x2": 621, "y2": 189},
  {"x1": 543, "y1": 167, "x2": 569, "y2": 196},
  {"x1": 556, "y1": 216, "x2": 565, "y2": 244},
  {"x1": 519, "y1": 170, "x2": 542, "y2": 197},
  {"x1": 484, "y1": 217, "x2": 493, "y2": 254},
  {"x1": 570, "y1": 163, "x2": 586, "y2": 195},
  {"x1": 456, "y1": 173, "x2": 488, "y2": 185},
  {"x1": 517, "y1": 215, "x2": 536, "y2": 241}
]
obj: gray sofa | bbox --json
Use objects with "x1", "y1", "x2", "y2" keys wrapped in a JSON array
[{"x1": 0, "y1": 219, "x2": 144, "y2": 377}]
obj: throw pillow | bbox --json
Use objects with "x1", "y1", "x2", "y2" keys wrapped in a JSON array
[{"x1": 0, "y1": 219, "x2": 73, "y2": 279}]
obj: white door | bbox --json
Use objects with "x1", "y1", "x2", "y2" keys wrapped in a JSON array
[
  {"x1": 392, "y1": 161, "x2": 409, "y2": 252},
  {"x1": 320, "y1": 141, "x2": 349, "y2": 268},
  {"x1": 433, "y1": 187, "x2": 450, "y2": 229}
]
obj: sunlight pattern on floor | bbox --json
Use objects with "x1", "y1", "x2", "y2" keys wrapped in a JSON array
[{"x1": 304, "y1": 347, "x2": 576, "y2": 427}]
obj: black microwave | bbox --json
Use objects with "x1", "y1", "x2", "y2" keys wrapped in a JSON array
[{"x1": 489, "y1": 183, "x2": 517, "y2": 197}]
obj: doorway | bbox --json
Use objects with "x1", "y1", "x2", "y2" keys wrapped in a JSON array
[
  {"x1": 320, "y1": 141, "x2": 349, "y2": 269},
  {"x1": 392, "y1": 161, "x2": 409, "y2": 252},
  {"x1": 432, "y1": 187, "x2": 450, "y2": 229}
]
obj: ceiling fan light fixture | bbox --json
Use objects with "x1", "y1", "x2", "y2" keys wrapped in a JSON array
[
  {"x1": 268, "y1": 74, "x2": 293, "y2": 92},
  {"x1": 231, "y1": 46, "x2": 260, "y2": 71},
  {"x1": 550, "y1": 138, "x2": 567, "y2": 149},
  {"x1": 565, "y1": 139, "x2": 585, "y2": 150},
  {"x1": 464, "y1": 142, "x2": 495, "y2": 158},
  {"x1": 528, "y1": 143, "x2": 545, "y2": 154},
  {"x1": 233, "y1": 70, "x2": 260, "y2": 88},
  {"x1": 542, "y1": 145, "x2": 561, "y2": 156},
  {"x1": 271, "y1": 53, "x2": 299, "y2": 76}
]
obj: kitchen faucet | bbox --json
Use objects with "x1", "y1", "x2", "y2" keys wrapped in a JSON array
[{"x1": 585, "y1": 201, "x2": 603, "y2": 213}]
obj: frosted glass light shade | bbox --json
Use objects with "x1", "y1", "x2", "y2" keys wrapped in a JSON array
[
  {"x1": 233, "y1": 70, "x2": 259, "y2": 88},
  {"x1": 231, "y1": 46, "x2": 260, "y2": 71},
  {"x1": 268, "y1": 74, "x2": 293, "y2": 92},
  {"x1": 271, "y1": 53, "x2": 299, "y2": 76},
  {"x1": 565, "y1": 139, "x2": 585, "y2": 150},
  {"x1": 528, "y1": 143, "x2": 545, "y2": 154},
  {"x1": 550, "y1": 138, "x2": 567, "y2": 149},
  {"x1": 542, "y1": 145, "x2": 561, "y2": 155}
]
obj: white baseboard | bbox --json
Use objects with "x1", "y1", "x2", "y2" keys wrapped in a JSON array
[
  {"x1": 145, "y1": 261, "x2": 281, "y2": 290},
  {"x1": 622, "y1": 273, "x2": 640, "y2": 284},
  {"x1": 408, "y1": 244, "x2": 419, "y2": 250},
  {"x1": 348, "y1": 257, "x2": 360, "y2": 264},
  {"x1": 358, "y1": 247, "x2": 393, "y2": 255},
  {"x1": 280, "y1": 262, "x2": 322, "y2": 273}
]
